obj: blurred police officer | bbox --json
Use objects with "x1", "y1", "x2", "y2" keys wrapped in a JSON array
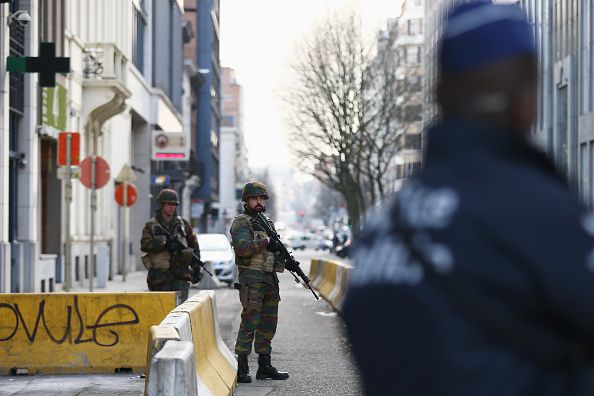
[
  {"x1": 343, "y1": 2, "x2": 594, "y2": 396},
  {"x1": 140, "y1": 189, "x2": 202, "y2": 303},
  {"x1": 231, "y1": 181, "x2": 295, "y2": 383}
]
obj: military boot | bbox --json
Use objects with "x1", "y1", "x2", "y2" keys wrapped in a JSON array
[
  {"x1": 256, "y1": 354, "x2": 289, "y2": 380},
  {"x1": 237, "y1": 353, "x2": 252, "y2": 383}
]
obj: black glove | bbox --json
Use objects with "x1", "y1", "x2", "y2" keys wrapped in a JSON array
[
  {"x1": 285, "y1": 260, "x2": 300, "y2": 272},
  {"x1": 266, "y1": 238, "x2": 283, "y2": 253},
  {"x1": 191, "y1": 268, "x2": 202, "y2": 284},
  {"x1": 165, "y1": 236, "x2": 177, "y2": 252}
]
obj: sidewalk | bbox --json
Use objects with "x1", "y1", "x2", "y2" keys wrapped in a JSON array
[
  {"x1": 68, "y1": 270, "x2": 150, "y2": 293},
  {"x1": 67, "y1": 269, "x2": 221, "y2": 293}
]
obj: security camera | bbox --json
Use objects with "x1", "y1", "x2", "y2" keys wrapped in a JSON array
[{"x1": 8, "y1": 10, "x2": 32, "y2": 27}]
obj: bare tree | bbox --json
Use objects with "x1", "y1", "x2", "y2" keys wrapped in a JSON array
[{"x1": 286, "y1": 13, "x2": 407, "y2": 233}]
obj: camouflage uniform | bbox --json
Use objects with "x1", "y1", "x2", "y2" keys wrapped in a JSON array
[
  {"x1": 140, "y1": 213, "x2": 200, "y2": 303},
  {"x1": 231, "y1": 211, "x2": 286, "y2": 355}
]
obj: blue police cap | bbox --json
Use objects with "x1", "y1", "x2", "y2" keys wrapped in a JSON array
[{"x1": 439, "y1": 1, "x2": 535, "y2": 73}]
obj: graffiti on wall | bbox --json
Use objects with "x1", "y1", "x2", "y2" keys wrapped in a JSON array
[{"x1": 0, "y1": 295, "x2": 139, "y2": 347}]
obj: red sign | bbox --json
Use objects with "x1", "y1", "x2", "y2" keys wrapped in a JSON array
[
  {"x1": 115, "y1": 183, "x2": 138, "y2": 207},
  {"x1": 57, "y1": 132, "x2": 81, "y2": 166},
  {"x1": 80, "y1": 156, "x2": 110, "y2": 189},
  {"x1": 155, "y1": 153, "x2": 186, "y2": 159}
]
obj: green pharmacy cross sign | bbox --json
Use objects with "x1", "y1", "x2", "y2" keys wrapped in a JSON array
[{"x1": 7, "y1": 42, "x2": 70, "y2": 87}]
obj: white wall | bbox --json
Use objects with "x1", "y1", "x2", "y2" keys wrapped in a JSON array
[{"x1": 0, "y1": 4, "x2": 10, "y2": 291}]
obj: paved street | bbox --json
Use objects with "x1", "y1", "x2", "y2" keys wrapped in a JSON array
[
  {"x1": 217, "y1": 250, "x2": 361, "y2": 396},
  {"x1": 0, "y1": 251, "x2": 361, "y2": 395}
]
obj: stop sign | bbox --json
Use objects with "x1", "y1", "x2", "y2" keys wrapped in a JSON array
[
  {"x1": 115, "y1": 183, "x2": 138, "y2": 207},
  {"x1": 80, "y1": 156, "x2": 110, "y2": 189}
]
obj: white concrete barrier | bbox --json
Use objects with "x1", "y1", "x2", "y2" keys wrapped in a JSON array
[
  {"x1": 147, "y1": 341, "x2": 198, "y2": 396},
  {"x1": 146, "y1": 291, "x2": 236, "y2": 396}
]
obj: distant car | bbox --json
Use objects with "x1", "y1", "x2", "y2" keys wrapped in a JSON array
[
  {"x1": 317, "y1": 238, "x2": 333, "y2": 251},
  {"x1": 289, "y1": 233, "x2": 327, "y2": 251},
  {"x1": 197, "y1": 233, "x2": 236, "y2": 286}
]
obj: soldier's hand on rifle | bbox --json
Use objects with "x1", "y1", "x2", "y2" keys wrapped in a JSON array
[
  {"x1": 266, "y1": 238, "x2": 283, "y2": 253},
  {"x1": 191, "y1": 268, "x2": 202, "y2": 284},
  {"x1": 165, "y1": 236, "x2": 177, "y2": 252},
  {"x1": 285, "y1": 260, "x2": 300, "y2": 273}
]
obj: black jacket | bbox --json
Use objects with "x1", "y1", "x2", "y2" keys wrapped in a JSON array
[{"x1": 343, "y1": 119, "x2": 594, "y2": 396}]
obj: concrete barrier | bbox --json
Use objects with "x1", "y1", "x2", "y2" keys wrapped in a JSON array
[
  {"x1": 319, "y1": 261, "x2": 338, "y2": 298},
  {"x1": 328, "y1": 264, "x2": 350, "y2": 311},
  {"x1": 0, "y1": 292, "x2": 176, "y2": 374},
  {"x1": 174, "y1": 291, "x2": 236, "y2": 396},
  {"x1": 146, "y1": 290, "x2": 236, "y2": 396},
  {"x1": 310, "y1": 259, "x2": 326, "y2": 290},
  {"x1": 147, "y1": 341, "x2": 197, "y2": 396},
  {"x1": 310, "y1": 260, "x2": 352, "y2": 313},
  {"x1": 144, "y1": 325, "x2": 181, "y2": 396}
]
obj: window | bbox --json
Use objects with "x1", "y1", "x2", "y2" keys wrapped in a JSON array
[
  {"x1": 406, "y1": 46, "x2": 422, "y2": 65},
  {"x1": 408, "y1": 75, "x2": 421, "y2": 92},
  {"x1": 404, "y1": 104, "x2": 423, "y2": 122},
  {"x1": 132, "y1": 1, "x2": 147, "y2": 74},
  {"x1": 407, "y1": 19, "x2": 423, "y2": 35},
  {"x1": 404, "y1": 133, "x2": 422, "y2": 150},
  {"x1": 408, "y1": 19, "x2": 419, "y2": 35},
  {"x1": 222, "y1": 115, "x2": 235, "y2": 127}
]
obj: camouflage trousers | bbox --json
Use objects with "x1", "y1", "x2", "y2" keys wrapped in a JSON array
[
  {"x1": 147, "y1": 268, "x2": 190, "y2": 303},
  {"x1": 235, "y1": 282, "x2": 280, "y2": 355}
]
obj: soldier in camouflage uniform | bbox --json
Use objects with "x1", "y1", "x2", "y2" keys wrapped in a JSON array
[
  {"x1": 231, "y1": 181, "x2": 297, "y2": 383},
  {"x1": 140, "y1": 189, "x2": 202, "y2": 303}
]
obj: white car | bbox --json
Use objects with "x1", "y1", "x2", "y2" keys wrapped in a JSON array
[
  {"x1": 289, "y1": 233, "x2": 325, "y2": 250},
  {"x1": 197, "y1": 233, "x2": 236, "y2": 286}
]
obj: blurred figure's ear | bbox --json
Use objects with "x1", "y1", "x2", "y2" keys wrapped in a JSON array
[{"x1": 510, "y1": 83, "x2": 537, "y2": 136}]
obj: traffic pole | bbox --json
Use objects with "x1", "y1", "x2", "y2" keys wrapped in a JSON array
[
  {"x1": 89, "y1": 155, "x2": 96, "y2": 292},
  {"x1": 122, "y1": 181, "x2": 128, "y2": 282},
  {"x1": 63, "y1": 134, "x2": 72, "y2": 291}
]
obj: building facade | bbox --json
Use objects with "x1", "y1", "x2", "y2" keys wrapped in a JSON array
[
  {"x1": 377, "y1": 0, "x2": 425, "y2": 194},
  {"x1": 219, "y1": 67, "x2": 248, "y2": 234},
  {"x1": 394, "y1": 0, "x2": 425, "y2": 177},
  {"x1": 194, "y1": 0, "x2": 221, "y2": 233},
  {"x1": 426, "y1": 0, "x2": 594, "y2": 207},
  {"x1": 0, "y1": 0, "x2": 191, "y2": 292}
]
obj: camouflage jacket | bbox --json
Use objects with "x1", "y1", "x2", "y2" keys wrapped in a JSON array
[
  {"x1": 140, "y1": 213, "x2": 200, "y2": 271},
  {"x1": 230, "y1": 211, "x2": 283, "y2": 284}
]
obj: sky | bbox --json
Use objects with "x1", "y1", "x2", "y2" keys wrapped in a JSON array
[{"x1": 220, "y1": 0, "x2": 403, "y2": 170}]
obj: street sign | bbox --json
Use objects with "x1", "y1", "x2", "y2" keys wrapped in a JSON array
[
  {"x1": 57, "y1": 132, "x2": 80, "y2": 166},
  {"x1": 115, "y1": 183, "x2": 138, "y2": 207},
  {"x1": 151, "y1": 175, "x2": 171, "y2": 186},
  {"x1": 151, "y1": 131, "x2": 189, "y2": 161},
  {"x1": 80, "y1": 156, "x2": 110, "y2": 189},
  {"x1": 6, "y1": 42, "x2": 70, "y2": 87},
  {"x1": 115, "y1": 164, "x2": 137, "y2": 183},
  {"x1": 57, "y1": 166, "x2": 81, "y2": 180}
]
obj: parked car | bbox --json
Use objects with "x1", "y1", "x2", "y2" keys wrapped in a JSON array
[
  {"x1": 289, "y1": 233, "x2": 328, "y2": 251},
  {"x1": 197, "y1": 233, "x2": 236, "y2": 286},
  {"x1": 317, "y1": 238, "x2": 333, "y2": 251}
]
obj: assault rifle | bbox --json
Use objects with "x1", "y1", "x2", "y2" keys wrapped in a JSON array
[
  {"x1": 155, "y1": 225, "x2": 213, "y2": 279},
  {"x1": 253, "y1": 213, "x2": 320, "y2": 300}
]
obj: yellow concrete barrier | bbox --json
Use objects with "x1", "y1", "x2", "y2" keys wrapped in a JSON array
[
  {"x1": 310, "y1": 259, "x2": 352, "y2": 313},
  {"x1": 0, "y1": 292, "x2": 176, "y2": 374},
  {"x1": 319, "y1": 261, "x2": 339, "y2": 299},
  {"x1": 173, "y1": 291, "x2": 236, "y2": 396},
  {"x1": 310, "y1": 259, "x2": 326, "y2": 290},
  {"x1": 309, "y1": 259, "x2": 320, "y2": 283}
]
